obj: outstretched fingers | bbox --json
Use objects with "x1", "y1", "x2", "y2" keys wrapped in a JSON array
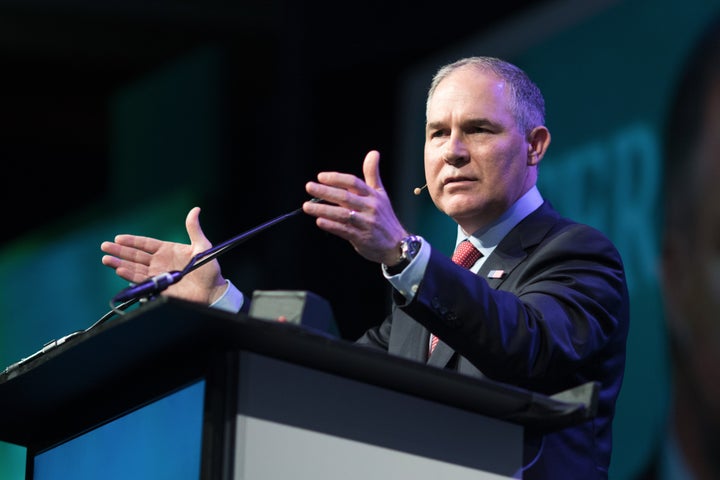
[{"x1": 101, "y1": 237, "x2": 155, "y2": 283}]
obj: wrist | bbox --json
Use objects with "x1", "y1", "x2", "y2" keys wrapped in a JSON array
[
  {"x1": 208, "y1": 278, "x2": 230, "y2": 305},
  {"x1": 384, "y1": 235, "x2": 422, "y2": 275}
]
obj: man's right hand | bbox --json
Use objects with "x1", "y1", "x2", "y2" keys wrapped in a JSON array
[{"x1": 101, "y1": 206, "x2": 228, "y2": 305}]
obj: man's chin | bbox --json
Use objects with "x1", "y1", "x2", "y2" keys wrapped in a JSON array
[{"x1": 440, "y1": 196, "x2": 484, "y2": 218}]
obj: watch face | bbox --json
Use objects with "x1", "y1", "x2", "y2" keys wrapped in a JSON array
[{"x1": 402, "y1": 236, "x2": 421, "y2": 259}]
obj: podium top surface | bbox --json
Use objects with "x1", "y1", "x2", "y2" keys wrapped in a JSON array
[{"x1": 0, "y1": 297, "x2": 595, "y2": 448}]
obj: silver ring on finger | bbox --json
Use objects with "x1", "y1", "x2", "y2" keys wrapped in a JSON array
[{"x1": 348, "y1": 209, "x2": 357, "y2": 224}]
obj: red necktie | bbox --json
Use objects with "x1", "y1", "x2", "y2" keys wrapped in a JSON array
[
  {"x1": 451, "y1": 240, "x2": 483, "y2": 269},
  {"x1": 429, "y1": 240, "x2": 482, "y2": 355}
]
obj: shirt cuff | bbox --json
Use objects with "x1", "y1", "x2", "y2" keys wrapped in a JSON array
[
  {"x1": 383, "y1": 236, "x2": 430, "y2": 301},
  {"x1": 209, "y1": 279, "x2": 245, "y2": 313}
]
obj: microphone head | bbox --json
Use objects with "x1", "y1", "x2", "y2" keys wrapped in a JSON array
[{"x1": 413, "y1": 184, "x2": 427, "y2": 195}]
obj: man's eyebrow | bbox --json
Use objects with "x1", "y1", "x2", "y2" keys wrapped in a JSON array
[
  {"x1": 463, "y1": 117, "x2": 495, "y2": 126},
  {"x1": 425, "y1": 120, "x2": 445, "y2": 130},
  {"x1": 426, "y1": 117, "x2": 496, "y2": 129}
]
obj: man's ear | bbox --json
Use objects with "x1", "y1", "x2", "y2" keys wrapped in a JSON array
[{"x1": 527, "y1": 126, "x2": 551, "y2": 165}]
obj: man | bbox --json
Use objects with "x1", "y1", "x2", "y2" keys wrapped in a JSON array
[
  {"x1": 634, "y1": 16, "x2": 720, "y2": 480},
  {"x1": 101, "y1": 56, "x2": 630, "y2": 479}
]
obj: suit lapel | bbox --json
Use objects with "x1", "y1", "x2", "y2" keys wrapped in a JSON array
[
  {"x1": 479, "y1": 201, "x2": 558, "y2": 288},
  {"x1": 424, "y1": 201, "x2": 559, "y2": 367},
  {"x1": 393, "y1": 308, "x2": 433, "y2": 361},
  {"x1": 427, "y1": 339, "x2": 454, "y2": 366}
]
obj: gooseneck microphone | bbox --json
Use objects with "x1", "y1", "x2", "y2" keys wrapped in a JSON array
[
  {"x1": 111, "y1": 271, "x2": 184, "y2": 304},
  {"x1": 413, "y1": 184, "x2": 428, "y2": 195},
  {"x1": 111, "y1": 198, "x2": 322, "y2": 304},
  {"x1": 3, "y1": 198, "x2": 326, "y2": 374}
]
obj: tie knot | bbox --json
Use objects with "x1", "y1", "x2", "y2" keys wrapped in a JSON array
[{"x1": 452, "y1": 240, "x2": 482, "y2": 269}]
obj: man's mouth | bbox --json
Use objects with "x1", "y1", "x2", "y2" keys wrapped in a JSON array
[{"x1": 443, "y1": 176, "x2": 476, "y2": 186}]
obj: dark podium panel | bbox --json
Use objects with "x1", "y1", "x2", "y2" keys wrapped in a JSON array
[{"x1": 0, "y1": 297, "x2": 597, "y2": 479}]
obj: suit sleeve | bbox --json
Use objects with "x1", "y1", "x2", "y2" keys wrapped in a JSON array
[{"x1": 400, "y1": 222, "x2": 629, "y2": 391}]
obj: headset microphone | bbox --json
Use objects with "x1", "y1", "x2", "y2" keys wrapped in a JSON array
[{"x1": 413, "y1": 184, "x2": 428, "y2": 195}]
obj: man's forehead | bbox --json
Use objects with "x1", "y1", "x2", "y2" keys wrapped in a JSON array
[
  {"x1": 432, "y1": 68, "x2": 507, "y2": 100},
  {"x1": 428, "y1": 72, "x2": 510, "y2": 117}
]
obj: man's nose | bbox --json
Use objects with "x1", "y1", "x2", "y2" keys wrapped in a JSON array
[{"x1": 442, "y1": 139, "x2": 469, "y2": 166}]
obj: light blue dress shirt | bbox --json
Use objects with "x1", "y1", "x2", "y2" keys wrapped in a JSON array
[{"x1": 384, "y1": 185, "x2": 544, "y2": 301}]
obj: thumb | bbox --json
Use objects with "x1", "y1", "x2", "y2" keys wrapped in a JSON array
[
  {"x1": 185, "y1": 207, "x2": 213, "y2": 250},
  {"x1": 362, "y1": 150, "x2": 385, "y2": 192}
]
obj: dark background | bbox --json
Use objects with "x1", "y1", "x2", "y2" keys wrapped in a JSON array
[
  {"x1": 0, "y1": 0, "x2": 544, "y2": 339},
  {"x1": 5, "y1": 3, "x2": 720, "y2": 478}
]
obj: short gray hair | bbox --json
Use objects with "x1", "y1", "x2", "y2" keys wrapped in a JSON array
[{"x1": 426, "y1": 56, "x2": 546, "y2": 136}]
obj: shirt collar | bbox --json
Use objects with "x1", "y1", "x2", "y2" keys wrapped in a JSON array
[{"x1": 455, "y1": 185, "x2": 544, "y2": 257}]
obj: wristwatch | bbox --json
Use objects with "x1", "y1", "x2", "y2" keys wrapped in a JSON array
[{"x1": 385, "y1": 235, "x2": 422, "y2": 275}]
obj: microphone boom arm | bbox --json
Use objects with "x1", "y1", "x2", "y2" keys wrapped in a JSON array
[{"x1": 111, "y1": 199, "x2": 320, "y2": 304}]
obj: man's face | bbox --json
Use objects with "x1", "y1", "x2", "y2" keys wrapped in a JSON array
[{"x1": 424, "y1": 66, "x2": 536, "y2": 234}]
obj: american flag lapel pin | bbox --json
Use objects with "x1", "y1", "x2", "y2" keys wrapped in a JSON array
[{"x1": 487, "y1": 270, "x2": 505, "y2": 279}]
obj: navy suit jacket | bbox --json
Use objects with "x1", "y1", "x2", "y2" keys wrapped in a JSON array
[{"x1": 356, "y1": 201, "x2": 630, "y2": 479}]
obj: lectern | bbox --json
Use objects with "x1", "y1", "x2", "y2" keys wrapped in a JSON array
[{"x1": 0, "y1": 297, "x2": 597, "y2": 479}]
